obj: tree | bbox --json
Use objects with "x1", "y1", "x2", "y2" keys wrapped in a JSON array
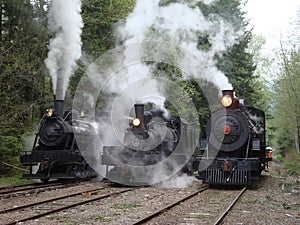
[
  {"x1": 81, "y1": 0, "x2": 136, "y2": 58},
  {"x1": 198, "y1": 0, "x2": 258, "y2": 106},
  {"x1": 272, "y1": 45, "x2": 300, "y2": 156},
  {"x1": 0, "y1": 0, "x2": 49, "y2": 175},
  {"x1": 0, "y1": 0, "x2": 136, "y2": 175}
]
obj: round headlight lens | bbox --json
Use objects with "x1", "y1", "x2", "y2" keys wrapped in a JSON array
[
  {"x1": 45, "y1": 109, "x2": 53, "y2": 117},
  {"x1": 221, "y1": 95, "x2": 232, "y2": 107},
  {"x1": 132, "y1": 118, "x2": 141, "y2": 127}
]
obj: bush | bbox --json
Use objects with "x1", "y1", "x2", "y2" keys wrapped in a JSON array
[
  {"x1": 275, "y1": 153, "x2": 284, "y2": 162},
  {"x1": 283, "y1": 162, "x2": 300, "y2": 175},
  {"x1": 0, "y1": 135, "x2": 25, "y2": 176}
]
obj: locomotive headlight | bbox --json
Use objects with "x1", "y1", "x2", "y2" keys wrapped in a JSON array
[
  {"x1": 45, "y1": 109, "x2": 53, "y2": 117},
  {"x1": 221, "y1": 95, "x2": 233, "y2": 107},
  {"x1": 132, "y1": 118, "x2": 141, "y2": 127}
]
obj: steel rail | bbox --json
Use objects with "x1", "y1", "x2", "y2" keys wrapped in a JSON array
[
  {"x1": 0, "y1": 183, "x2": 36, "y2": 191},
  {"x1": 213, "y1": 186, "x2": 247, "y2": 225},
  {"x1": 132, "y1": 186, "x2": 209, "y2": 225},
  {"x1": 0, "y1": 187, "x2": 106, "y2": 214},
  {"x1": 0, "y1": 180, "x2": 76, "y2": 195},
  {"x1": 4, "y1": 188, "x2": 133, "y2": 225}
]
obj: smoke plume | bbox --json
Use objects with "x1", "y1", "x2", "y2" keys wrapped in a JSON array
[
  {"x1": 45, "y1": 0, "x2": 83, "y2": 100},
  {"x1": 116, "y1": 0, "x2": 240, "y2": 91}
]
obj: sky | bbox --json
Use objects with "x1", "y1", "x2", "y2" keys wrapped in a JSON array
[{"x1": 244, "y1": 0, "x2": 300, "y2": 53}]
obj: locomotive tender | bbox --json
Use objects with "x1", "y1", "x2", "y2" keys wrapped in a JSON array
[
  {"x1": 198, "y1": 90, "x2": 271, "y2": 185},
  {"x1": 20, "y1": 100, "x2": 93, "y2": 182}
]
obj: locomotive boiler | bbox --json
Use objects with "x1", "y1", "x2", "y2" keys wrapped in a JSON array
[
  {"x1": 20, "y1": 100, "x2": 93, "y2": 182},
  {"x1": 198, "y1": 90, "x2": 272, "y2": 185},
  {"x1": 102, "y1": 104, "x2": 196, "y2": 185}
]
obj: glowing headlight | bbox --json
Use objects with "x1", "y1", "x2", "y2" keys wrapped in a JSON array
[
  {"x1": 221, "y1": 95, "x2": 232, "y2": 107},
  {"x1": 132, "y1": 118, "x2": 141, "y2": 127},
  {"x1": 45, "y1": 109, "x2": 53, "y2": 117}
]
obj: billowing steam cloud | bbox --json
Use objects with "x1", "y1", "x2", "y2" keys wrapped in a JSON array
[
  {"x1": 45, "y1": 0, "x2": 83, "y2": 100},
  {"x1": 116, "y1": 0, "x2": 239, "y2": 91}
]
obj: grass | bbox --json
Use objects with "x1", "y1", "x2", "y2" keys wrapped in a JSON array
[
  {"x1": 275, "y1": 149, "x2": 300, "y2": 175},
  {"x1": 283, "y1": 162, "x2": 300, "y2": 175},
  {"x1": 0, "y1": 176, "x2": 35, "y2": 187},
  {"x1": 243, "y1": 198, "x2": 299, "y2": 211}
]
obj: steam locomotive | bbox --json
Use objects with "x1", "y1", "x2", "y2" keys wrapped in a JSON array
[
  {"x1": 198, "y1": 90, "x2": 271, "y2": 185},
  {"x1": 102, "y1": 104, "x2": 197, "y2": 185},
  {"x1": 20, "y1": 89, "x2": 270, "y2": 186},
  {"x1": 20, "y1": 100, "x2": 94, "y2": 182}
]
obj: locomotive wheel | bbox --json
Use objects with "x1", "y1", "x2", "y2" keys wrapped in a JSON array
[{"x1": 207, "y1": 109, "x2": 250, "y2": 152}]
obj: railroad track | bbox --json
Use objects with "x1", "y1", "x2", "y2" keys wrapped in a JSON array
[
  {"x1": 1, "y1": 186, "x2": 134, "y2": 225},
  {"x1": 132, "y1": 186, "x2": 247, "y2": 225},
  {"x1": 132, "y1": 186, "x2": 209, "y2": 225},
  {"x1": 213, "y1": 187, "x2": 247, "y2": 225},
  {"x1": 0, "y1": 182, "x2": 248, "y2": 225},
  {"x1": 0, "y1": 180, "x2": 77, "y2": 196}
]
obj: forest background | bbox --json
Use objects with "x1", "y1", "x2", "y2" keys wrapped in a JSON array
[{"x1": 0, "y1": 0, "x2": 299, "y2": 177}]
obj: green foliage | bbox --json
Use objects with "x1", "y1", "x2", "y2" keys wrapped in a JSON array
[
  {"x1": 81, "y1": 0, "x2": 136, "y2": 58},
  {"x1": 283, "y1": 162, "x2": 300, "y2": 175},
  {"x1": 0, "y1": 135, "x2": 24, "y2": 176},
  {"x1": 0, "y1": 0, "x2": 136, "y2": 176},
  {"x1": 0, "y1": 136, "x2": 23, "y2": 155},
  {"x1": 272, "y1": 47, "x2": 300, "y2": 154},
  {"x1": 275, "y1": 153, "x2": 284, "y2": 162},
  {"x1": 0, "y1": 0, "x2": 49, "y2": 175}
]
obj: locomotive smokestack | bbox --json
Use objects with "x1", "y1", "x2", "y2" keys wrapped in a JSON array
[
  {"x1": 54, "y1": 100, "x2": 64, "y2": 117},
  {"x1": 134, "y1": 104, "x2": 145, "y2": 123},
  {"x1": 222, "y1": 90, "x2": 234, "y2": 98}
]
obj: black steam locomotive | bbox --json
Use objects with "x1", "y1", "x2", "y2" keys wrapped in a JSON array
[
  {"x1": 198, "y1": 90, "x2": 272, "y2": 185},
  {"x1": 20, "y1": 89, "x2": 270, "y2": 186},
  {"x1": 20, "y1": 100, "x2": 93, "y2": 182},
  {"x1": 102, "y1": 104, "x2": 196, "y2": 185}
]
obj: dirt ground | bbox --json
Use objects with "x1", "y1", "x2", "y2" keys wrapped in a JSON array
[
  {"x1": 223, "y1": 159, "x2": 300, "y2": 225},
  {"x1": 2, "y1": 159, "x2": 299, "y2": 225}
]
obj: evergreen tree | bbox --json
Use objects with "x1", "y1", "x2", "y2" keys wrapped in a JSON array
[{"x1": 0, "y1": 0, "x2": 49, "y2": 175}]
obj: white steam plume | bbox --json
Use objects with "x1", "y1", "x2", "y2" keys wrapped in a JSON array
[
  {"x1": 45, "y1": 0, "x2": 83, "y2": 100},
  {"x1": 115, "y1": 0, "x2": 240, "y2": 91}
]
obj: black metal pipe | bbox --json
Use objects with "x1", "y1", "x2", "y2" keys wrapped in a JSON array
[
  {"x1": 54, "y1": 100, "x2": 64, "y2": 117},
  {"x1": 134, "y1": 104, "x2": 145, "y2": 121}
]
